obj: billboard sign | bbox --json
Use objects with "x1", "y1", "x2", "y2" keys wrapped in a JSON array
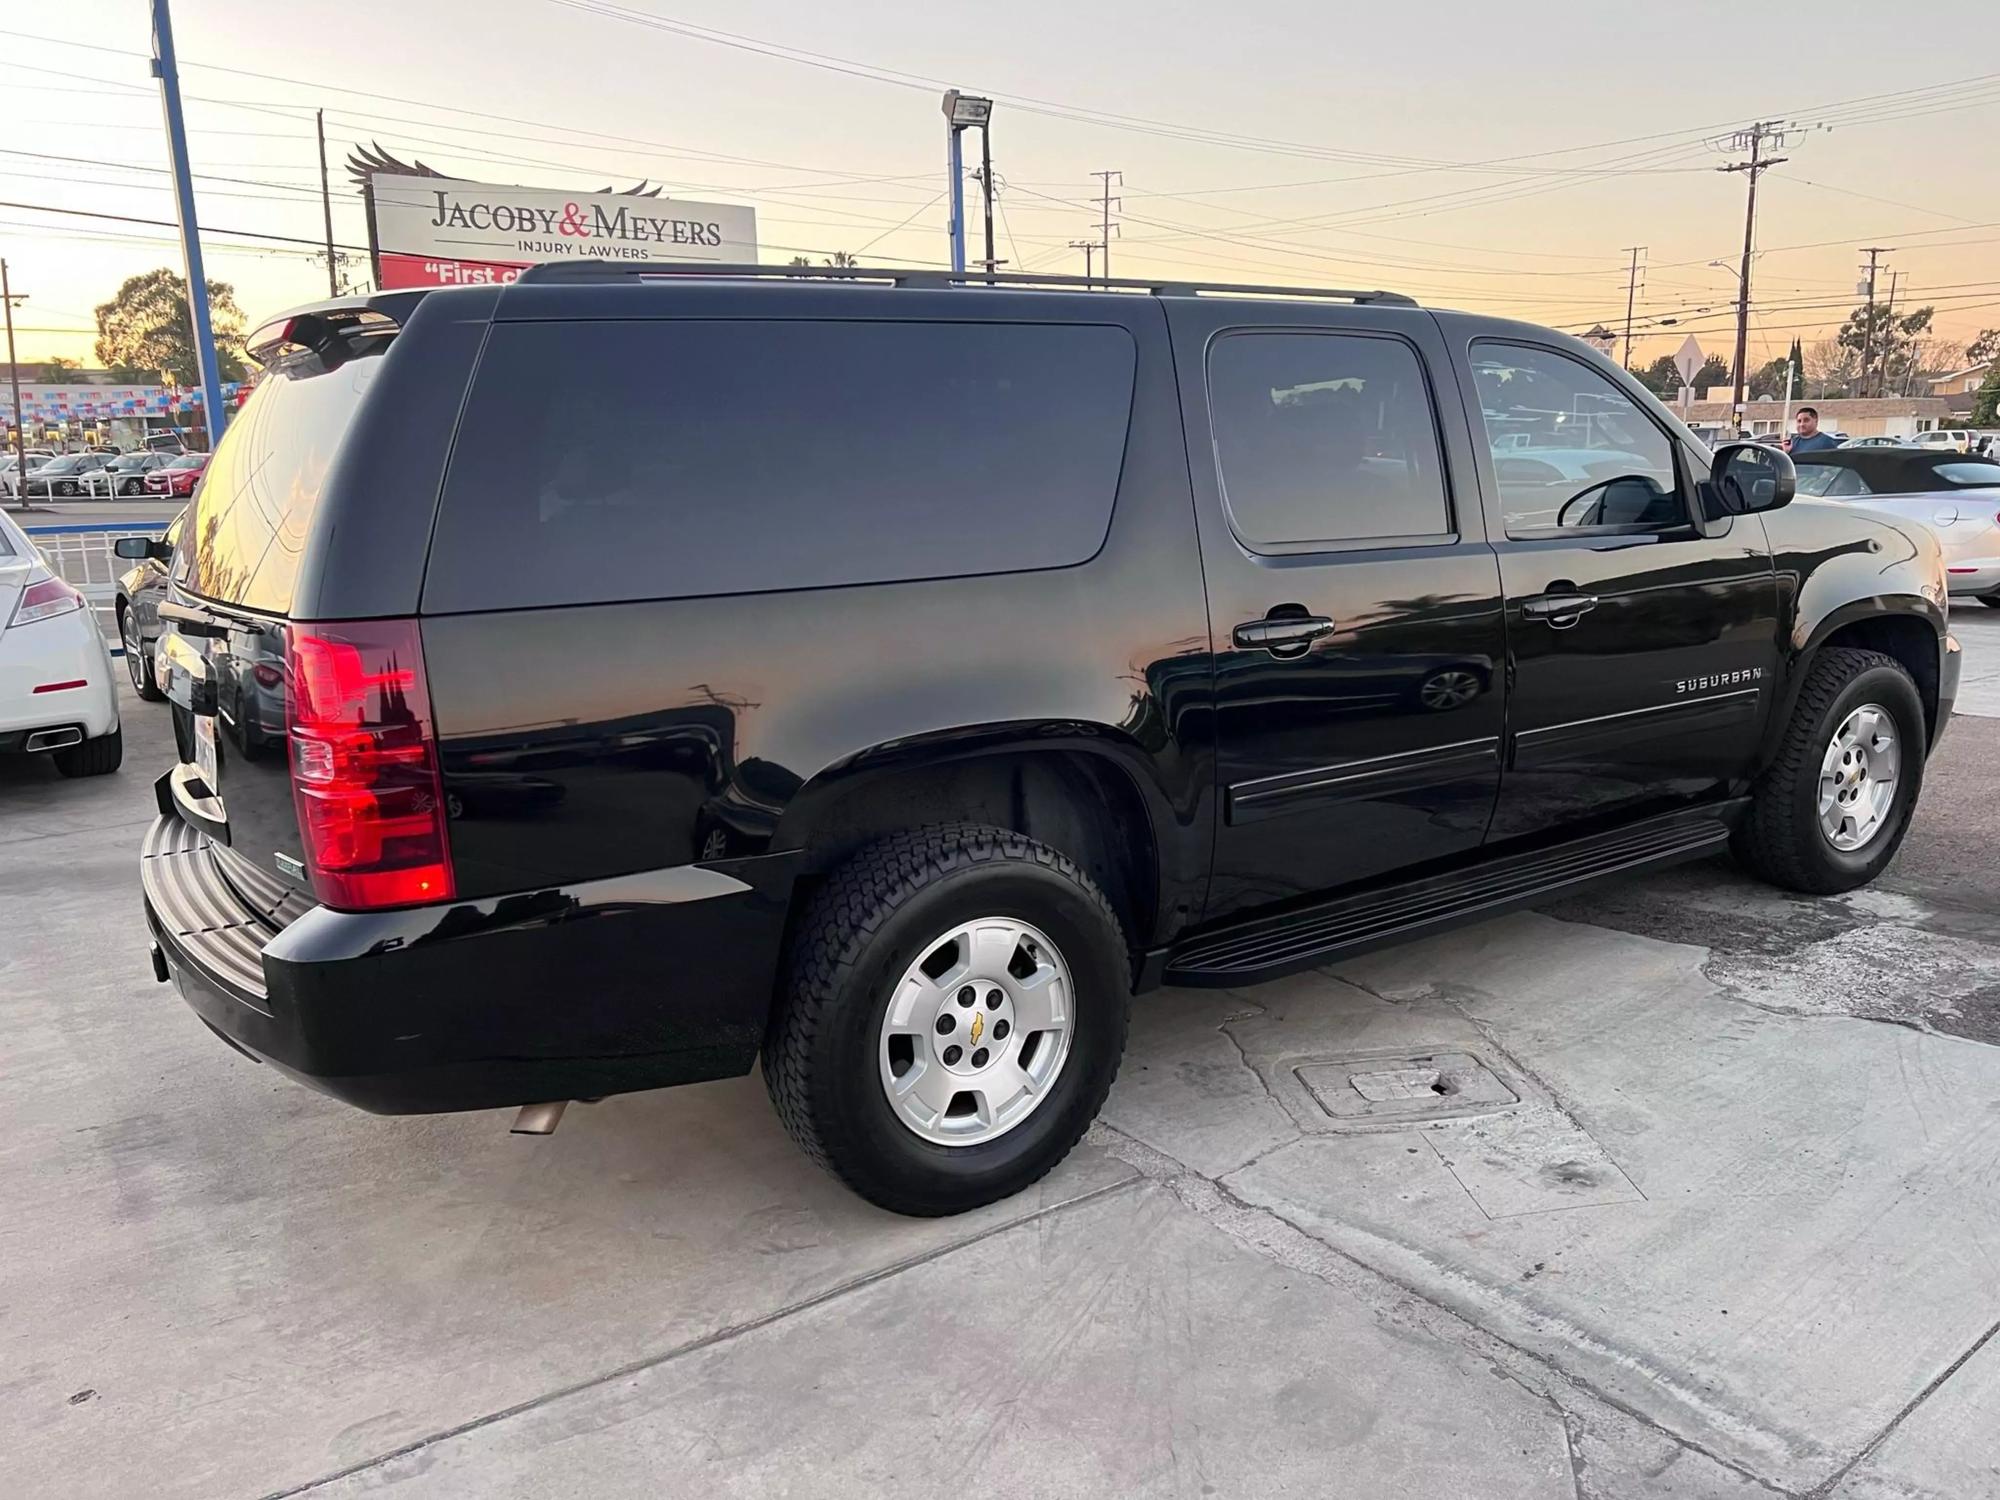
[{"x1": 369, "y1": 173, "x2": 759, "y2": 289}]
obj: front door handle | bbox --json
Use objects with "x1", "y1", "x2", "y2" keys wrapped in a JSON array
[
  {"x1": 1232, "y1": 612, "x2": 1335, "y2": 658},
  {"x1": 1522, "y1": 592, "x2": 1599, "y2": 627}
]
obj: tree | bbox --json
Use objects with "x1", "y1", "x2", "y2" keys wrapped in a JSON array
[
  {"x1": 787, "y1": 252, "x2": 856, "y2": 269},
  {"x1": 1972, "y1": 365, "x2": 2000, "y2": 427},
  {"x1": 1836, "y1": 302, "x2": 1934, "y2": 397},
  {"x1": 1695, "y1": 354, "x2": 1729, "y2": 393},
  {"x1": 1804, "y1": 337, "x2": 1859, "y2": 398},
  {"x1": 1632, "y1": 355, "x2": 1678, "y2": 396},
  {"x1": 1965, "y1": 328, "x2": 2000, "y2": 369},
  {"x1": 1749, "y1": 357, "x2": 1794, "y2": 399},
  {"x1": 93, "y1": 269, "x2": 246, "y2": 386}
]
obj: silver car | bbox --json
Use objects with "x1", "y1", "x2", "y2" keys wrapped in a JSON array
[{"x1": 1793, "y1": 450, "x2": 2000, "y2": 608}]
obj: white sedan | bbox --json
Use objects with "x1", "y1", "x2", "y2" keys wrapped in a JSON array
[{"x1": 0, "y1": 509, "x2": 122, "y2": 776}]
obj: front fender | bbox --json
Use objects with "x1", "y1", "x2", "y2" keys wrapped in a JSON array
[{"x1": 1757, "y1": 499, "x2": 1947, "y2": 764}]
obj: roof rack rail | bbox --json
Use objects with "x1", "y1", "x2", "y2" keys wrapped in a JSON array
[{"x1": 513, "y1": 260, "x2": 1416, "y2": 306}]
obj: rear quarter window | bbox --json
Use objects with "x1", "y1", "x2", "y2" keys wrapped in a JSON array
[
  {"x1": 181, "y1": 357, "x2": 380, "y2": 613},
  {"x1": 423, "y1": 318, "x2": 1137, "y2": 611}
]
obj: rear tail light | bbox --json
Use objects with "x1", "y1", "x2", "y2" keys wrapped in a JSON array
[
  {"x1": 8, "y1": 570, "x2": 85, "y2": 628},
  {"x1": 285, "y1": 619, "x2": 455, "y2": 911}
]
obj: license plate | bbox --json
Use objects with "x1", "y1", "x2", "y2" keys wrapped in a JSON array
[{"x1": 193, "y1": 713, "x2": 218, "y2": 792}]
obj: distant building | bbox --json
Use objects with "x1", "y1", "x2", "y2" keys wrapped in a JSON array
[
  {"x1": 2, "y1": 378, "x2": 222, "y2": 451},
  {"x1": 1680, "y1": 396, "x2": 1954, "y2": 443},
  {"x1": 1929, "y1": 363, "x2": 1990, "y2": 397}
]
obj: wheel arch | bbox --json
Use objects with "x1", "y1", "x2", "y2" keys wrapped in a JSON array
[
  {"x1": 1762, "y1": 598, "x2": 1944, "y2": 770},
  {"x1": 775, "y1": 727, "x2": 1176, "y2": 960}
]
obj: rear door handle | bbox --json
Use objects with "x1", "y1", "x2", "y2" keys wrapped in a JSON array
[
  {"x1": 1232, "y1": 614, "x2": 1335, "y2": 657},
  {"x1": 1522, "y1": 593, "x2": 1599, "y2": 626}
]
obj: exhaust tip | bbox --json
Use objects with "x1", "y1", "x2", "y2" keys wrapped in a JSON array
[
  {"x1": 25, "y1": 727, "x2": 83, "y2": 752},
  {"x1": 510, "y1": 1100, "x2": 568, "y2": 1136}
]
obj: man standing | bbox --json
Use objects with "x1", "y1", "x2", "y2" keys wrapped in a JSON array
[{"x1": 1783, "y1": 407, "x2": 1840, "y2": 454}]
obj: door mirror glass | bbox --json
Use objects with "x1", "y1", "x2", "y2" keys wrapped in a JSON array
[
  {"x1": 1710, "y1": 442, "x2": 1795, "y2": 515},
  {"x1": 113, "y1": 535, "x2": 172, "y2": 562}
]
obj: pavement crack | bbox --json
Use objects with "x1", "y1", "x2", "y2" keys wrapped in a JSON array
[
  {"x1": 254, "y1": 1174, "x2": 1143, "y2": 1499},
  {"x1": 1093, "y1": 1123, "x2": 1797, "y2": 1500},
  {"x1": 1561, "y1": 1407, "x2": 1591, "y2": 1500},
  {"x1": 1215, "y1": 1015, "x2": 1284, "y2": 1113},
  {"x1": 1801, "y1": 1316, "x2": 2000, "y2": 1499}
]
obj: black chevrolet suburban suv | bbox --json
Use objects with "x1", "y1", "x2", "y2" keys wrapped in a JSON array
[{"x1": 135, "y1": 265, "x2": 1961, "y2": 1216}]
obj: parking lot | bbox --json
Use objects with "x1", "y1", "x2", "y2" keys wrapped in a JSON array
[{"x1": 4, "y1": 615, "x2": 1998, "y2": 1500}]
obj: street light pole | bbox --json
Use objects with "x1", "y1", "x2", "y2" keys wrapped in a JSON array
[
  {"x1": 2, "y1": 259, "x2": 28, "y2": 500},
  {"x1": 150, "y1": 0, "x2": 227, "y2": 446},
  {"x1": 939, "y1": 91, "x2": 994, "y2": 277}
]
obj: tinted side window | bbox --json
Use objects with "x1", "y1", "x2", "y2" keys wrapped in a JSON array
[
  {"x1": 426, "y1": 319, "x2": 1136, "y2": 611},
  {"x1": 182, "y1": 355, "x2": 381, "y2": 613},
  {"x1": 1206, "y1": 331, "x2": 1450, "y2": 549},
  {"x1": 1469, "y1": 342, "x2": 1682, "y2": 536}
]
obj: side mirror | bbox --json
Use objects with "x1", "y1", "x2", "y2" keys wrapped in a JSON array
[
  {"x1": 113, "y1": 536, "x2": 172, "y2": 562},
  {"x1": 1710, "y1": 441, "x2": 1795, "y2": 515}
]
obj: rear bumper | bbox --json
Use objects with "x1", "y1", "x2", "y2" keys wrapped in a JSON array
[
  {"x1": 1944, "y1": 559, "x2": 2000, "y2": 596},
  {"x1": 140, "y1": 803, "x2": 795, "y2": 1114},
  {"x1": 0, "y1": 611, "x2": 119, "y2": 742}
]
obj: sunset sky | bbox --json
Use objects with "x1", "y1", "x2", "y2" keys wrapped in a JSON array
[{"x1": 4, "y1": 0, "x2": 1998, "y2": 377}]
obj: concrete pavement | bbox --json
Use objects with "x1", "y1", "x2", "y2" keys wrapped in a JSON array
[{"x1": 5, "y1": 626, "x2": 2000, "y2": 1498}]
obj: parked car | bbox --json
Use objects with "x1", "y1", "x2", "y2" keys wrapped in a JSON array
[
  {"x1": 103, "y1": 452, "x2": 172, "y2": 496},
  {"x1": 142, "y1": 451, "x2": 209, "y2": 497},
  {"x1": 1839, "y1": 436, "x2": 1903, "y2": 449},
  {"x1": 112, "y1": 507, "x2": 186, "y2": 700},
  {"x1": 1913, "y1": 429, "x2": 1973, "y2": 454},
  {"x1": 137, "y1": 271, "x2": 1960, "y2": 1216},
  {"x1": 1792, "y1": 448, "x2": 2000, "y2": 607},
  {"x1": 23, "y1": 451, "x2": 114, "y2": 498},
  {"x1": 0, "y1": 507, "x2": 122, "y2": 775}
]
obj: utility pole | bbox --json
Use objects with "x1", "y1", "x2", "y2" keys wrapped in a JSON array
[
  {"x1": 977, "y1": 124, "x2": 997, "y2": 275},
  {"x1": 1857, "y1": 246, "x2": 1892, "y2": 400},
  {"x1": 1092, "y1": 169, "x2": 1121, "y2": 283},
  {"x1": 1069, "y1": 240, "x2": 1098, "y2": 286},
  {"x1": 1882, "y1": 269, "x2": 1902, "y2": 396},
  {"x1": 2, "y1": 260, "x2": 27, "y2": 499},
  {"x1": 1621, "y1": 246, "x2": 1646, "y2": 371},
  {"x1": 317, "y1": 109, "x2": 338, "y2": 297},
  {"x1": 1717, "y1": 123, "x2": 1790, "y2": 428},
  {"x1": 150, "y1": 0, "x2": 227, "y2": 446}
]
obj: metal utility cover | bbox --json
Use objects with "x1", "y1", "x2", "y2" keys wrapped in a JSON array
[{"x1": 1296, "y1": 1051, "x2": 1518, "y2": 1123}]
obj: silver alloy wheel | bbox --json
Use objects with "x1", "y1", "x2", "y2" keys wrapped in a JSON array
[
  {"x1": 120, "y1": 611, "x2": 145, "y2": 693},
  {"x1": 1819, "y1": 703, "x2": 1901, "y2": 852},
  {"x1": 878, "y1": 916, "x2": 1075, "y2": 1146},
  {"x1": 1419, "y1": 669, "x2": 1481, "y2": 711}
]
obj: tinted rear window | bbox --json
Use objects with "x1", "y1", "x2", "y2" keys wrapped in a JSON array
[
  {"x1": 424, "y1": 319, "x2": 1136, "y2": 611},
  {"x1": 1933, "y1": 462, "x2": 2000, "y2": 487},
  {"x1": 182, "y1": 356, "x2": 379, "y2": 613}
]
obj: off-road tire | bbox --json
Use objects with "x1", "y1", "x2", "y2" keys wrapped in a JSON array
[
  {"x1": 764, "y1": 824, "x2": 1130, "y2": 1216},
  {"x1": 1732, "y1": 648, "x2": 1923, "y2": 894},
  {"x1": 54, "y1": 727, "x2": 123, "y2": 778}
]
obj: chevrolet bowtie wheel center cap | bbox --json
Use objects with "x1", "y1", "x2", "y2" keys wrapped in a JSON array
[{"x1": 878, "y1": 917, "x2": 1075, "y2": 1147}]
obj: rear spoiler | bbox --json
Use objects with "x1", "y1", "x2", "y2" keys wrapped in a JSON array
[{"x1": 244, "y1": 290, "x2": 430, "y2": 370}]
